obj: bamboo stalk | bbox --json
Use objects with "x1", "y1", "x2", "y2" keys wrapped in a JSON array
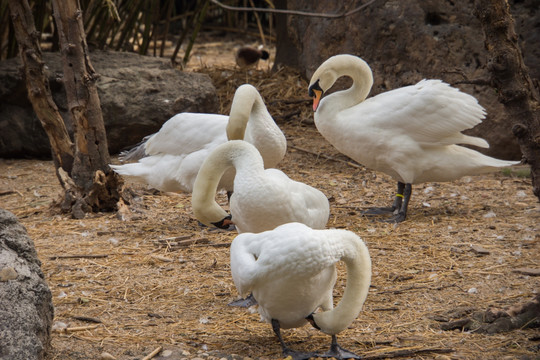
[
  {"x1": 183, "y1": 0, "x2": 210, "y2": 65},
  {"x1": 248, "y1": 0, "x2": 265, "y2": 46},
  {"x1": 159, "y1": 0, "x2": 174, "y2": 57}
]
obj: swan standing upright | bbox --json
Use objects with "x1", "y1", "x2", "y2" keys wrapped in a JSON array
[
  {"x1": 308, "y1": 54, "x2": 519, "y2": 222},
  {"x1": 230, "y1": 222, "x2": 371, "y2": 359},
  {"x1": 110, "y1": 84, "x2": 286, "y2": 194},
  {"x1": 192, "y1": 140, "x2": 329, "y2": 233}
]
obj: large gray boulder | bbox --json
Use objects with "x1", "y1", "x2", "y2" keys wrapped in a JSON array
[
  {"x1": 274, "y1": 0, "x2": 539, "y2": 160},
  {"x1": 0, "y1": 209, "x2": 53, "y2": 360},
  {"x1": 0, "y1": 50, "x2": 219, "y2": 158}
]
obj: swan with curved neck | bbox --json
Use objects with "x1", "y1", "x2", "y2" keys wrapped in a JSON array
[
  {"x1": 308, "y1": 54, "x2": 518, "y2": 222},
  {"x1": 230, "y1": 222, "x2": 371, "y2": 359},
  {"x1": 192, "y1": 140, "x2": 329, "y2": 233},
  {"x1": 110, "y1": 84, "x2": 286, "y2": 194}
]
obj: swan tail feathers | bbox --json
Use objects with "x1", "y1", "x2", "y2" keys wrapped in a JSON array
[
  {"x1": 459, "y1": 135, "x2": 490, "y2": 148},
  {"x1": 118, "y1": 135, "x2": 151, "y2": 162}
]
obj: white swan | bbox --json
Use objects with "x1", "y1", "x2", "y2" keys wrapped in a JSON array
[
  {"x1": 110, "y1": 84, "x2": 286, "y2": 194},
  {"x1": 192, "y1": 140, "x2": 329, "y2": 233},
  {"x1": 230, "y1": 222, "x2": 371, "y2": 359},
  {"x1": 308, "y1": 54, "x2": 519, "y2": 222}
]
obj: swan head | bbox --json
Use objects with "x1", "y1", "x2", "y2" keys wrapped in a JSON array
[
  {"x1": 211, "y1": 214, "x2": 234, "y2": 229},
  {"x1": 308, "y1": 54, "x2": 374, "y2": 111},
  {"x1": 308, "y1": 69, "x2": 339, "y2": 112},
  {"x1": 193, "y1": 199, "x2": 234, "y2": 230}
]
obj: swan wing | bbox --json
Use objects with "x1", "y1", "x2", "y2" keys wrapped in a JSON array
[
  {"x1": 281, "y1": 174, "x2": 330, "y2": 229},
  {"x1": 230, "y1": 169, "x2": 329, "y2": 232},
  {"x1": 352, "y1": 79, "x2": 488, "y2": 148},
  {"x1": 144, "y1": 113, "x2": 229, "y2": 156}
]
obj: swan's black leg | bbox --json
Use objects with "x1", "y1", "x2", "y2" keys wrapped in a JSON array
[
  {"x1": 383, "y1": 183, "x2": 411, "y2": 223},
  {"x1": 362, "y1": 182, "x2": 405, "y2": 216},
  {"x1": 228, "y1": 293, "x2": 258, "y2": 307},
  {"x1": 319, "y1": 335, "x2": 362, "y2": 359},
  {"x1": 271, "y1": 319, "x2": 317, "y2": 360}
]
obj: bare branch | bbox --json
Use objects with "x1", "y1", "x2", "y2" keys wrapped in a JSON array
[{"x1": 210, "y1": 0, "x2": 378, "y2": 18}]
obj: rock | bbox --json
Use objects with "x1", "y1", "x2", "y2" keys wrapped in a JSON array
[
  {"x1": 470, "y1": 244, "x2": 490, "y2": 255},
  {"x1": 0, "y1": 208, "x2": 53, "y2": 360},
  {"x1": 99, "y1": 352, "x2": 117, "y2": 360},
  {"x1": 274, "y1": 0, "x2": 540, "y2": 160},
  {"x1": 0, "y1": 50, "x2": 219, "y2": 158}
]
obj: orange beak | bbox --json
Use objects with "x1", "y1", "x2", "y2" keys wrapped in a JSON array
[{"x1": 312, "y1": 89, "x2": 322, "y2": 112}]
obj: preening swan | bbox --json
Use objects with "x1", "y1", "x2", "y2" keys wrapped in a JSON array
[
  {"x1": 110, "y1": 84, "x2": 286, "y2": 194},
  {"x1": 308, "y1": 54, "x2": 519, "y2": 222},
  {"x1": 192, "y1": 140, "x2": 329, "y2": 233},
  {"x1": 230, "y1": 222, "x2": 371, "y2": 359}
]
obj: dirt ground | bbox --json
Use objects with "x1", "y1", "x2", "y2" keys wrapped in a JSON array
[{"x1": 1, "y1": 35, "x2": 539, "y2": 360}]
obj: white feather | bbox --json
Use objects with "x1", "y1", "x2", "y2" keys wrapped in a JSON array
[
  {"x1": 110, "y1": 84, "x2": 286, "y2": 193},
  {"x1": 230, "y1": 222, "x2": 371, "y2": 333},
  {"x1": 309, "y1": 55, "x2": 518, "y2": 185},
  {"x1": 192, "y1": 140, "x2": 329, "y2": 233}
]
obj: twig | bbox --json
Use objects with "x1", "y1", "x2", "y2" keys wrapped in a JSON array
[
  {"x1": 150, "y1": 254, "x2": 174, "y2": 263},
  {"x1": 363, "y1": 347, "x2": 454, "y2": 359},
  {"x1": 288, "y1": 144, "x2": 363, "y2": 169},
  {"x1": 158, "y1": 234, "x2": 194, "y2": 242},
  {"x1": 354, "y1": 338, "x2": 394, "y2": 346},
  {"x1": 57, "y1": 325, "x2": 99, "y2": 333},
  {"x1": 269, "y1": 98, "x2": 312, "y2": 105},
  {"x1": 275, "y1": 110, "x2": 301, "y2": 122},
  {"x1": 141, "y1": 346, "x2": 162, "y2": 360},
  {"x1": 192, "y1": 242, "x2": 231, "y2": 248},
  {"x1": 154, "y1": 236, "x2": 210, "y2": 250},
  {"x1": 374, "y1": 283, "x2": 457, "y2": 295},
  {"x1": 50, "y1": 254, "x2": 109, "y2": 260},
  {"x1": 0, "y1": 190, "x2": 23, "y2": 197},
  {"x1": 72, "y1": 315, "x2": 102, "y2": 323},
  {"x1": 513, "y1": 267, "x2": 540, "y2": 276},
  {"x1": 210, "y1": 0, "x2": 378, "y2": 18}
]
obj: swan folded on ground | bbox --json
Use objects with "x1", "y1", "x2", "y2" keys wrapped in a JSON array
[
  {"x1": 110, "y1": 84, "x2": 286, "y2": 194},
  {"x1": 192, "y1": 140, "x2": 329, "y2": 233},
  {"x1": 230, "y1": 222, "x2": 371, "y2": 359},
  {"x1": 308, "y1": 54, "x2": 519, "y2": 222}
]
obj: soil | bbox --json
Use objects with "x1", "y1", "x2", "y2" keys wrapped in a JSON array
[{"x1": 1, "y1": 35, "x2": 539, "y2": 360}]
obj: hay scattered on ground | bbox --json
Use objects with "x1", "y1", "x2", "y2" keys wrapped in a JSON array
[{"x1": 0, "y1": 49, "x2": 539, "y2": 360}]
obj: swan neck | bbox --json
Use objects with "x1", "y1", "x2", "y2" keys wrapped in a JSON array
[
  {"x1": 192, "y1": 141, "x2": 264, "y2": 226},
  {"x1": 337, "y1": 57, "x2": 373, "y2": 106},
  {"x1": 227, "y1": 88, "x2": 262, "y2": 140},
  {"x1": 191, "y1": 146, "x2": 234, "y2": 225},
  {"x1": 313, "y1": 234, "x2": 371, "y2": 335},
  {"x1": 320, "y1": 57, "x2": 373, "y2": 112}
]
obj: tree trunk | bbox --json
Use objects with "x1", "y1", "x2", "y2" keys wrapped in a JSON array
[
  {"x1": 9, "y1": 0, "x2": 127, "y2": 219},
  {"x1": 51, "y1": 0, "x2": 124, "y2": 218},
  {"x1": 7, "y1": 0, "x2": 74, "y2": 174},
  {"x1": 475, "y1": 0, "x2": 540, "y2": 202}
]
